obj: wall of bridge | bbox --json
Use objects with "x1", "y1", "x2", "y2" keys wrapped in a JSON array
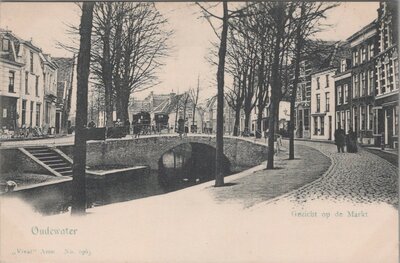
[{"x1": 58, "y1": 135, "x2": 268, "y2": 171}]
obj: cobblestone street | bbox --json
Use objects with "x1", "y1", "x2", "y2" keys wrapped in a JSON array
[
  {"x1": 279, "y1": 141, "x2": 399, "y2": 207},
  {"x1": 209, "y1": 144, "x2": 331, "y2": 208}
]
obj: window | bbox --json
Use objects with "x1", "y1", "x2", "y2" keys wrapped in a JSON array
[
  {"x1": 304, "y1": 109, "x2": 309, "y2": 130},
  {"x1": 22, "y1": 100, "x2": 27, "y2": 125},
  {"x1": 326, "y1": 74, "x2": 329, "y2": 87},
  {"x1": 346, "y1": 110, "x2": 351, "y2": 131},
  {"x1": 30, "y1": 52, "x2": 34, "y2": 73},
  {"x1": 8, "y1": 71, "x2": 15, "y2": 92},
  {"x1": 316, "y1": 77, "x2": 320, "y2": 89},
  {"x1": 301, "y1": 84, "x2": 306, "y2": 101},
  {"x1": 369, "y1": 70, "x2": 374, "y2": 95},
  {"x1": 353, "y1": 74, "x2": 359, "y2": 97},
  {"x1": 30, "y1": 102, "x2": 34, "y2": 127},
  {"x1": 361, "y1": 72, "x2": 366, "y2": 96},
  {"x1": 320, "y1": 116, "x2": 325, "y2": 135},
  {"x1": 362, "y1": 47, "x2": 367, "y2": 62},
  {"x1": 341, "y1": 59, "x2": 347, "y2": 72},
  {"x1": 353, "y1": 107, "x2": 358, "y2": 131},
  {"x1": 45, "y1": 102, "x2": 50, "y2": 124},
  {"x1": 342, "y1": 111, "x2": 346, "y2": 131},
  {"x1": 43, "y1": 73, "x2": 46, "y2": 91},
  {"x1": 35, "y1": 76, "x2": 39, "y2": 97},
  {"x1": 325, "y1": 92, "x2": 330, "y2": 112},
  {"x1": 336, "y1": 112, "x2": 341, "y2": 129},
  {"x1": 369, "y1": 43, "x2": 374, "y2": 58},
  {"x1": 361, "y1": 106, "x2": 366, "y2": 130},
  {"x1": 395, "y1": 106, "x2": 399, "y2": 136},
  {"x1": 354, "y1": 50, "x2": 359, "y2": 66},
  {"x1": 353, "y1": 51, "x2": 357, "y2": 66},
  {"x1": 344, "y1": 84, "x2": 349, "y2": 103},
  {"x1": 36, "y1": 103, "x2": 41, "y2": 127},
  {"x1": 314, "y1": 117, "x2": 318, "y2": 135},
  {"x1": 25, "y1": 72, "x2": 29, "y2": 94},
  {"x1": 316, "y1": 94, "x2": 320, "y2": 112},
  {"x1": 368, "y1": 105, "x2": 373, "y2": 130},
  {"x1": 337, "y1": 86, "x2": 342, "y2": 105},
  {"x1": 2, "y1": 38, "x2": 10, "y2": 51}
]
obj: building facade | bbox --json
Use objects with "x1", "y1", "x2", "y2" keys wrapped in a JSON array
[
  {"x1": 0, "y1": 29, "x2": 48, "y2": 136},
  {"x1": 0, "y1": 30, "x2": 24, "y2": 133},
  {"x1": 311, "y1": 68, "x2": 336, "y2": 140},
  {"x1": 347, "y1": 20, "x2": 378, "y2": 145},
  {"x1": 295, "y1": 60, "x2": 312, "y2": 139},
  {"x1": 334, "y1": 58, "x2": 353, "y2": 134},
  {"x1": 373, "y1": 2, "x2": 399, "y2": 148},
  {"x1": 53, "y1": 57, "x2": 76, "y2": 133},
  {"x1": 41, "y1": 54, "x2": 58, "y2": 134}
]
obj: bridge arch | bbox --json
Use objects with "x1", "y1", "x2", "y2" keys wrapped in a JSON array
[
  {"x1": 59, "y1": 135, "x2": 268, "y2": 173},
  {"x1": 157, "y1": 142, "x2": 231, "y2": 185}
]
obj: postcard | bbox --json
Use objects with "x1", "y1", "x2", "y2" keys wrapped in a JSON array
[{"x1": 0, "y1": 1, "x2": 398, "y2": 262}]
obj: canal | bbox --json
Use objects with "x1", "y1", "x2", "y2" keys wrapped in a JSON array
[{"x1": 4, "y1": 143, "x2": 233, "y2": 215}]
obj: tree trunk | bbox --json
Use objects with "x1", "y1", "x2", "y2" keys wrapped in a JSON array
[
  {"x1": 215, "y1": 1, "x2": 228, "y2": 187},
  {"x1": 71, "y1": 1, "x2": 94, "y2": 215},
  {"x1": 115, "y1": 98, "x2": 123, "y2": 120},
  {"x1": 267, "y1": 2, "x2": 284, "y2": 170},
  {"x1": 289, "y1": 6, "x2": 305, "y2": 160},
  {"x1": 256, "y1": 108, "x2": 263, "y2": 138},
  {"x1": 244, "y1": 110, "x2": 251, "y2": 134},
  {"x1": 120, "y1": 94, "x2": 129, "y2": 122},
  {"x1": 256, "y1": 50, "x2": 266, "y2": 139},
  {"x1": 62, "y1": 56, "x2": 75, "y2": 133},
  {"x1": 102, "y1": 33, "x2": 114, "y2": 125},
  {"x1": 233, "y1": 108, "x2": 240, "y2": 136}
]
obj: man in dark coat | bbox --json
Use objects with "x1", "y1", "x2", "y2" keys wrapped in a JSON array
[
  {"x1": 346, "y1": 128, "x2": 358, "y2": 153},
  {"x1": 334, "y1": 126, "x2": 346, "y2": 153}
]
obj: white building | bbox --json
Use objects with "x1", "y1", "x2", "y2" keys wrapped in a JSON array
[
  {"x1": 0, "y1": 29, "x2": 50, "y2": 136},
  {"x1": 310, "y1": 68, "x2": 336, "y2": 140},
  {"x1": 41, "y1": 54, "x2": 58, "y2": 134}
]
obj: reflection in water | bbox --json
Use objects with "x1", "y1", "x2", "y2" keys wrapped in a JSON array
[
  {"x1": 3, "y1": 143, "x2": 231, "y2": 215},
  {"x1": 158, "y1": 143, "x2": 230, "y2": 188}
]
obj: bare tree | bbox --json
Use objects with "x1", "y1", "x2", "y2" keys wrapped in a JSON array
[
  {"x1": 114, "y1": 3, "x2": 172, "y2": 122},
  {"x1": 71, "y1": 2, "x2": 94, "y2": 215},
  {"x1": 189, "y1": 76, "x2": 201, "y2": 131},
  {"x1": 91, "y1": 2, "x2": 117, "y2": 126},
  {"x1": 197, "y1": 1, "x2": 249, "y2": 186},
  {"x1": 288, "y1": 2, "x2": 338, "y2": 160}
]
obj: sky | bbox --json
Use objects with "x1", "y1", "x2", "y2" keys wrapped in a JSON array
[{"x1": 0, "y1": 2, "x2": 380, "y2": 100}]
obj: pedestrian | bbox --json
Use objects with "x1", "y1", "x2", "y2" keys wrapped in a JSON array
[
  {"x1": 274, "y1": 133, "x2": 282, "y2": 155},
  {"x1": 334, "y1": 126, "x2": 346, "y2": 153},
  {"x1": 346, "y1": 128, "x2": 358, "y2": 153}
]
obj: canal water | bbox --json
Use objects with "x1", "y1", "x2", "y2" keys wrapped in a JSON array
[{"x1": 5, "y1": 143, "x2": 233, "y2": 215}]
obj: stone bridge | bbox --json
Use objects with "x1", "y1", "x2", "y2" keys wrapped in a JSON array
[{"x1": 59, "y1": 135, "x2": 268, "y2": 172}]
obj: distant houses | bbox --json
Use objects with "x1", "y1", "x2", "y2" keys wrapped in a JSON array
[{"x1": 0, "y1": 28, "x2": 75, "y2": 137}]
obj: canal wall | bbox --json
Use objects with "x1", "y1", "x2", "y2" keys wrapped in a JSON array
[
  {"x1": 0, "y1": 148, "x2": 50, "y2": 175},
  {"x1": 58, "y1": 136, "x2": 268, "y2": 172}
]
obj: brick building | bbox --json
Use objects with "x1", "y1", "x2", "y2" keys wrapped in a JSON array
[{"x1": 373, "y1": 2, "x2": 399, "y2": 148}]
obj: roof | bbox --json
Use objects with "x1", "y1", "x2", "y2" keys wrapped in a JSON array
[
  {"x1": 153, "y1": 94, "x2": 184, "y2": 114},
  {"x1": 311, "y1": 41, "x2": 351, "y2": 75},
  {"x1": 346, "y1": 19, "x2": 377, "y2": 43},
  {"x1": 41, "y1": 53, "x2": 58, "y2": 70}
]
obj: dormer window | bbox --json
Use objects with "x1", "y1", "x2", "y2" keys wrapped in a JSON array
[
  {"x1": 1, "y1": 38, "x2": 10, "y2": 51},
  {"x1": 341, "y1": 59, "x2": 347, "y2": 72}
]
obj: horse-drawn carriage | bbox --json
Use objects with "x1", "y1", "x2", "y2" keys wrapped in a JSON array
[{"x1": 132, "y1": 111, "x2": 151, "y2": 136}]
